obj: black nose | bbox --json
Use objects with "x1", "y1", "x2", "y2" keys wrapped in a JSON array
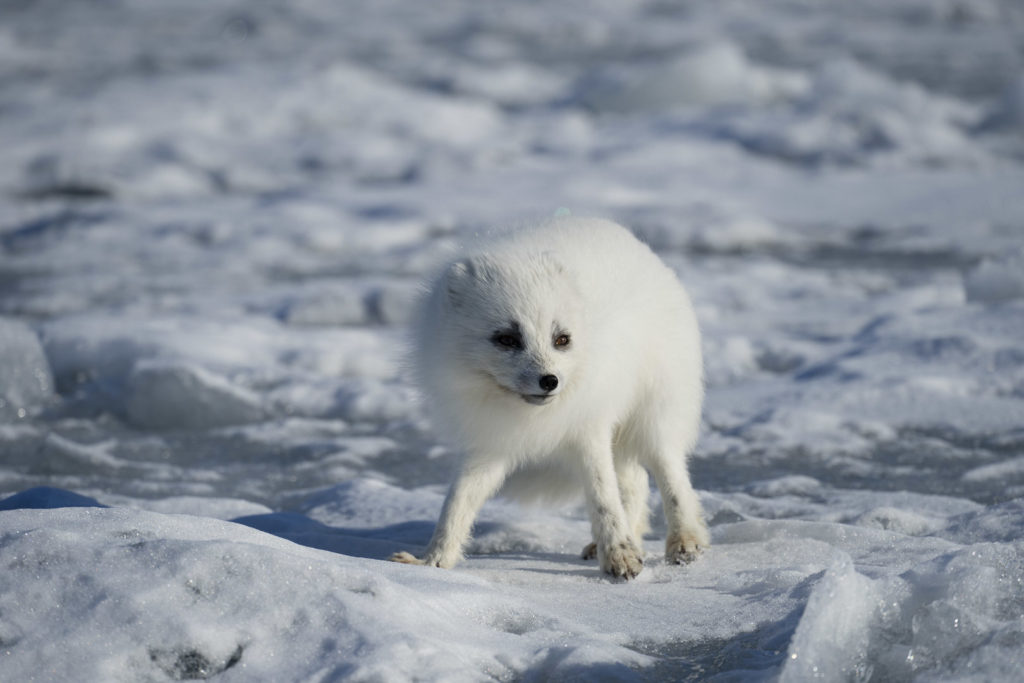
[{"x1": 539, "y1": 375, "x2": 559, "y2": 392}]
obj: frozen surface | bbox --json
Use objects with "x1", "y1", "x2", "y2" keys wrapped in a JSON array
[
  {"x1": 0, "y1": 317, "x2": 54, "y2": 420},
  {"x1": 2, "y1": 0, "x2": 1024, "y2": 680}
]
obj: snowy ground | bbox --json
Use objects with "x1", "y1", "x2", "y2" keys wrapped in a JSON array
[{"x1": 2, "y1": 1, "x2": 1024, "y2": 680}]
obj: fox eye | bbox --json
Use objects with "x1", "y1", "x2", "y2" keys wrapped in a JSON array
[
  {"x1": 491, "y1": 332, "x2": 522, "y2": 350},
  {"x1": 553, "y1": 334, "x2": 571, "y2": 348}
]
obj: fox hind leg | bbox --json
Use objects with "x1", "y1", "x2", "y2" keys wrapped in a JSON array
[
  {"x1": 647, "y1": 452, "x2": 708, "y2": 564},
  {"x1": 581, "y1": 456, "x2": 650, "y2": 561}
]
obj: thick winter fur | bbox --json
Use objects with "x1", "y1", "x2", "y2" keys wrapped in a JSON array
[{"x1": 390, "y1": 217, "x2": 708, "y2": 579}]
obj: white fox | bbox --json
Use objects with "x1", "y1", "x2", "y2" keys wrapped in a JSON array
[{"x1": 390, "y1": 217, "x2": 708, "y2": 578}]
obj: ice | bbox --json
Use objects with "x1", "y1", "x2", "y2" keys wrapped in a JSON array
[
  {"x1": 2, "y1": 0, "x2": 1024, "y2": 679},
  {"x1": 0, "y1": 318, "x2": 54, "y2": 421},
  {"x1": 780, "y1": 557, "x2": 879, "y2": 681},
  {"x1": 781, "y1": 541, "x2": 1024, "y2": 681}
]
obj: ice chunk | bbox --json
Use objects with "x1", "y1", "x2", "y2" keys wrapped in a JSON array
[
  {"x1": 964, "y1": 250, "x2": 1024, "y2": 303},
  {"x1": 854, "y1": 506, "x2": 945, "y2": 537},
  {"x1": 124, "y1": 360, "x2": 263, "y2": 430},
  {"x1": 898, "y1": 544, "x2": 1024, "y2": 678},
  {"x1": 780, "y1": 556, "x2": 880, "y2": 681},
  {"x1": 0, "y1": 318, "x2": 55, "y2": 421}
]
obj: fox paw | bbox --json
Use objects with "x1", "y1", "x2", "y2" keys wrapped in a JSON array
[
  {"x1": 389, "y1": 551, "x2": 457, "y2": 568},
  {"x1": 580, "y1": 542, "x2": 597, "y2": 560},
  {"x1": 665, "y1": 530, "x2": 708, "y2": 565},
  {"x1": 601, "y1": 542, "x2": 643, "y2": 579},
  {"x1": 389, "y1": 551, "x2": 425, "y2": 565}
]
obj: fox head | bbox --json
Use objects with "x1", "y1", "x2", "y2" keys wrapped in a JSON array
[{"x1": 443, "y1": 251, "x2": 584, "y2": 406}]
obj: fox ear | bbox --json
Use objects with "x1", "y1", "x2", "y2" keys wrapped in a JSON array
[{"x1": 445, "y1": 257, "x2": 480, "y2": 306}]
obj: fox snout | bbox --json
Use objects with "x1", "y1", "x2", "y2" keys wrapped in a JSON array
[
  {"x1": 526, "y1": 371, "x2": 560, "y2": 396},
  {"x1": 539, "y1": 374, "x2": 559, "y2": 392},
  {"x1": 514, "y1": 371, "x2": 563, "y2": 405}
]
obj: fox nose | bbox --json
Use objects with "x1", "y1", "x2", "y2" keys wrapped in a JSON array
[{"x1": 539, "y1": 374, "x2": 559, "y2": 392}]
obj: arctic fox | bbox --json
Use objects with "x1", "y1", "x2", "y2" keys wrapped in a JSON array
[{"x1": 390, "y1": 216, "x2": 708, "y2": 579}]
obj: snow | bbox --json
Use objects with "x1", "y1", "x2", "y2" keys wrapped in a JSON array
[{"x1": 2, "y1": 0, "x2": 1024, "y2": 680}]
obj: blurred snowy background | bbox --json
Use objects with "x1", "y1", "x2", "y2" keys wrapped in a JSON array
[{"x1": 2, "y1": 1, "x2": 1024, "y2": 680}]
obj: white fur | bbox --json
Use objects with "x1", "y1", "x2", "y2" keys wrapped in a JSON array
[{"x1": 390, "y1": 217, "x2": 708, "y2": 579}]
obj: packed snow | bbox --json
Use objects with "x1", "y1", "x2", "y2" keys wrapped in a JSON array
[{"x1": 2, "y1": 0, "x2": 1024, "y2": 680}]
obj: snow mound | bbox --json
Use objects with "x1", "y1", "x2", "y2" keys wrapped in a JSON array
[
  {"x1": 0, "y1": 318, "x2": 55, "y2": 421},
  {"x1": 127, "y1": 495, "x2": 272, "y2": 521},
  {"x1": 0, "y1": 507, "x2": 648, "y2": 682},
  {"x1": 0, "y1": 486, "x2": 104, "y2": 510},
  {"x1": 2, "y1": 486, "x2": 1023, "y2": 680},
  {"x1": 691, "y1": 59, "x2": 981, "y2": 166},
  {"x1": 41, "y1": 316, "x2": 280, "y2": 390},
  {"x1": 124, "y1": 360, "x2": 264, "y2": 430},
  {"x1": 575, "y1": 41, "x2": 804, "y2": 113},
  {"x1": 39, "y1": 314, "x2": 406, "y2": 430},
  {"x1": 633, "y1": 202, "x2": 788, "y2": 254}
]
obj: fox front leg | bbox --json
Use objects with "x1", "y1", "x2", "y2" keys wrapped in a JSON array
[
  {"x1": 575, "y1": 437, "x2": 644, "y2": 579},
  {"x1": 390, "y1": 459, "x2": 507, "y2": 569}
]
